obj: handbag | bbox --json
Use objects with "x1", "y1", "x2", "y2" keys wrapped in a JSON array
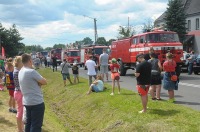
[{"x1": 170, "y1": 73, "x2": 178, "y2": 81}]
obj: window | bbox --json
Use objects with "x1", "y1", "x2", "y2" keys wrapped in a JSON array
[
  {"x1": 132, "y1": 37, "x2": 138, "y2": 44},
  {"x1": 196, "y1": 18, "x2": 199, "y2": 30},
  {"x1": 188, "y1": 20, "x2": 191, "y2": 31},
  {"x1": 139, "y1": 36, "x2": 145, "y2": 43}
]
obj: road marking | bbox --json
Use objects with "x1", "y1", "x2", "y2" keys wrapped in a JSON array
[{"x1": 179, "y1": 82, "x2": 200, "y2": 88}]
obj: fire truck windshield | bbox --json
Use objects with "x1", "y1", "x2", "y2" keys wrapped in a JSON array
[
  {"x1": 52, "y1": 49, "x2": 62, "y2": 54},
  {"x1": 68, "y1": 51, "x2": 80, "y2": 57},
  {"x1": 147, "y1": 33, "x2": 179, "y2": 43},
  {"x1": 94, "y1": 48, "x2": 103, "y2": 55}
]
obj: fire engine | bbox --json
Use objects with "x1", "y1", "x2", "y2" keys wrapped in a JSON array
[
  {"x1": 61, "y1": 48, "x2": 81, "y2": 65},
  {"x1": 110, "y1": 29, "x2": 183, "y2": 76},
  {"x1": 50, "y1": 48, "x2": 62, "y2": 65},
  {"x1": 80, "y1": 45, "x2": 110, "y2": 69}
]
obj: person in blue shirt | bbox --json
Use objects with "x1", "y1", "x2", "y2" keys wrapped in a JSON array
[{"x1": 86, "y1": 75, "x2": 104, "y2": 95}]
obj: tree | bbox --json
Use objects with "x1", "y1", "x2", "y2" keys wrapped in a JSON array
[
  {"x1": 82, "y1": 37, "x2": 93, "y2": 45},
  {"x1": 24, "y1": 45, "x2": 44, "y2": 53},
  {"x1": 142, "y1": 19, "x2": 154, "y2": 33},
  {"x1": 53, "y1": 44, "x2": 65, "y2": 49},
  {"x1": 107, "y1": 39, "x2": 116, "y2": 46},
  {"x1": 96, "y1": 37, "x2": 106, "y2": 45},
  {"x1": 117, "y1": 26, "x2": 135, "y2": 39},
  {"x1": 0, "y1": 24, "x2": 25, "y2": 57},
  {"x1": 164, "y1": 0, "x2": 187, "y2": 42},
  {"x1": 44, "y1": 47, "x2": 53, "y2": 52}
]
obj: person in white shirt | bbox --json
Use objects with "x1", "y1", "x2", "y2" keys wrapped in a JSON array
[
  {"x1": 85, "y1": 55, "x2": 97, "y2": 86},
  {"x1": 46, "y1": 55, "x2": 51, "y2": 67}
]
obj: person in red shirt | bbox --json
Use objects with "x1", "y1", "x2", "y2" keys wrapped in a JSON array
[
  {"x1": 163, "y1": 52, "x2": 178, "y2": 102},
  {"x1": 109, "y1": 58, "x2": 120, "y2": 95}
]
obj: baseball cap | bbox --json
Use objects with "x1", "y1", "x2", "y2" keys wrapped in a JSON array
[{"x1": 111, "y1": 58, "x2": 117, "y2": 63}]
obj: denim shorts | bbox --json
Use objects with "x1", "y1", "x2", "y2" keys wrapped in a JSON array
[
  {"x1": 62, "y1": 73, "x2": 70, "y2": 80},
  {"x1": 92, "y1": 85, "x2": 100, "y2": 92}
]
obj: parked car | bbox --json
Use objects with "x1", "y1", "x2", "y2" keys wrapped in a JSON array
[
  {"x1": 180, "y1": 51, "x2": 190, "y2": 71},
  {"x1": 193, "y1": 54, "x2": 200, "y2": 75}
]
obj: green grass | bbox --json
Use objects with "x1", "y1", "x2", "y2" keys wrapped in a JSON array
[{"x1": 0, "y1": 67, "x2": 200, "y2": 132}]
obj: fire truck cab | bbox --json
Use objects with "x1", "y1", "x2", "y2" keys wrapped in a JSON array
[
  {"x1": 110, "y1": 30, "x2": 183, "y2": 76},
  {"x1": 50, "y1": 48, "x2": 62, "y2": 65},
  {"x1": 81, "y1": 45, "x2": 110, "y2": 69},
  {"x1": 61, "y1": 49, "x2": 81, "y2": 65}
]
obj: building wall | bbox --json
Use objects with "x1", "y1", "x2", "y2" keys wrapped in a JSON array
[{"x1": 186, "y1": 15, "x2": 200, "y2": 31}]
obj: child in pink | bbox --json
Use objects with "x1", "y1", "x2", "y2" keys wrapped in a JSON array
[{"x1": 109, "y1": 58, "x2": 121, "y2": 95}]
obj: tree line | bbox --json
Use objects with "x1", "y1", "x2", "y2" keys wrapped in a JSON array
[{"x1": 0, "y1": 0, "x2": 186, "y2": 57}]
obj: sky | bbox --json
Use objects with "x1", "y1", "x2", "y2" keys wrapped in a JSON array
[{"x1": 0, "y1": 0, "x2": 168, "y2": 48}]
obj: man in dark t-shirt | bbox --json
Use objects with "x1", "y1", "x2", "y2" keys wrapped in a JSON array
[
  {"x1": 52, "y1": 55, "x2": 57, "y2": 72},
  {"x1": 135, "y1": 54, "x2": 151, "y2": 113}
]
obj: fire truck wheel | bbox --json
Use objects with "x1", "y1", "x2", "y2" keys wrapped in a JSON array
[{"x1": 119, "y1": 61, "x2": 127, "y2": 76}]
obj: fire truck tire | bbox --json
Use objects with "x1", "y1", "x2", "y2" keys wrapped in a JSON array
[
  {"x1": 175, "y1": 65, "x2": 181, "y2": 77},
  {"x1": 119, "y1": 61, "x2": 127, "y2": 76}
]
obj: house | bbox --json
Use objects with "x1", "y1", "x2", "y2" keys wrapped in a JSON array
[{"x1": 154, "y1": 0, "x2": 200, "y2": 53}]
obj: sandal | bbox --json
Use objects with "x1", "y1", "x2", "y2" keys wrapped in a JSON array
[{"x1": 156, "y1": 98, "x2": 162, "y2": 100}]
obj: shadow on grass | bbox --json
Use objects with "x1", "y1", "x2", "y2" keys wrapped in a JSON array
[
  {"x1": 174, "y1": 101, "x2": 200, "y2": 106},
  {"x1": 149, "y1": 109, "x2": 180, "y2": 116},
  {"x1": 0, "y1": 116, "x2": 15, "y2": 126},
  {"x1": 120, "y1": 93, "x2": 136, "y2": 96}
]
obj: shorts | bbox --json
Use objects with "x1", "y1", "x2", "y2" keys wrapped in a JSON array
[
  {"x1": 91, "y1": 84, "x2": 100, "y2": 92},
  {"x1": 14, "y1": 91, "x2": 23, "y2": 119},
  {"x1": 150, "y1": 75, "x2": 162, "y2": 85},
  {"x1": 8, "y1": 90, "x2": 14, "y2": 97},
  {"x1": 73, "y1": 74, "x2": 79, "y2": 78},
  {"x1": 62, "y1": 73, "x2": 70, "y2": 80},
  {"x1": 111, "y1": 72, "x2": 120, "y2": 80},
  {"x1": 100, "y1": 65, "x2": 108, "y2": 74},
  {"x1": 137, "y1": 85, "x2": 150, "y2": 96}
]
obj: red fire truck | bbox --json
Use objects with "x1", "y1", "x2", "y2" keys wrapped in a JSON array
[
  {"x1": 50, "y1": 48, "x2": 62, "y2": 65},
  {"x1": 110, "y1": 29, "x2": 183, "y2": 76},
  {"x1": 81, "y1": 45, "x2": 109, "y2": 69},
  {"x1": 61, "y1": 49, "x2": 81, "y2": 65}
]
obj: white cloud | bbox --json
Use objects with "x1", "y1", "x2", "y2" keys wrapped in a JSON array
[{"x1": 94, "y1": 0, "x2": 114, "y2": 5}]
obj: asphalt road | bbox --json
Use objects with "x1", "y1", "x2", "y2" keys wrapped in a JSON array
[{"x1": 76, "y1": 67, "x2": 200, "y2": 111}]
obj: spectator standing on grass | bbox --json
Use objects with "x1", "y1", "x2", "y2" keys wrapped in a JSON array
[
  {"x1": 87, "y1": 75, "x2": 104, "y2": 95},
  {"x1": 135, "y1": 54, "x2": 151, "y2": 113},
  {"x1": 19, "y1": 54, "x2": 47, "y2": 132},
  {"x1": 52, "y1": 55, "x2": 57, "y2": 72},
  {"x1": 5, "y1": 62, "x2": 17, "y2": 113},
  {"x1": 47, "y1": 55, "x2": 51, "y2": 67},
  {"x1": 187, "y1": 51, "x2": 196, "y2": 75},
  {"x1": 85, "y1": 55, "x2": 97, "y2": 86},
  {"x1": 109, "y1": 58, "x2": 120, "y2": 96},
  {"x1": 99, "y1": 48, "x2": 109, "y2": 82},
  {"x1": 13, "y1": 56, "x2": 24, "y2": 132},
  {"x1": 44, "y1": 57, "x2": 47, "y2": 68},
  {"x1": 148, "y1": 53, "x2": 162, "y2": 100},
  {"x1": 61, "y1": 59, "x2": 73, "y2": 86},
  {"x1": 72, "y1": 63, "x2": 79, "y2": 84},
  {"x1": 144, "y1": 47, "x2": 158, "y2": 61},
  {"x1": 163, "y1": 53, "x2": 178, "y2": 103},
  {"x1": 0, "y1": 71, "x2": 4, "y2": 91}
]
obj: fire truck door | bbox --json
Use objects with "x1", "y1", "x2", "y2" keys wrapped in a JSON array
[{"x1": 130, "y1": 37, "x2": 137, "y2": 62}]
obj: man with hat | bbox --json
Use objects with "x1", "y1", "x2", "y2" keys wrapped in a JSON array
[{"x1": 135, "y1": 54, "x2": 151, "y2": 113}]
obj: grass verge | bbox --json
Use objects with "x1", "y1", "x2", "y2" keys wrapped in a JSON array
[{"x1": 0, "y1": 68, "x2": 200, "y2": 132}]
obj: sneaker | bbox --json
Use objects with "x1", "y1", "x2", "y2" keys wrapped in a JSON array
[
  {"x1": 110, "y1": 93, "x2": 114, "y2": 96},
  {"x1": 8, "y1": 108, "x2": 12, "y2": 113},
  {"x1": 138, "y1": 110, "x2": 146, "y2": 114},
  {"x1": 12, "y1": 109, "x2": 17, "y2": 113}
]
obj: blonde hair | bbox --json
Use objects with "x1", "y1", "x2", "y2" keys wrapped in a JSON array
[
  {"x1": 6, "y1": 62, "x2": 14, "y2": 70},
  {"x1": 96, "y1": 74, "x2": 103, "y2": 81},
  {"x1": 166, "y1": 52, "x2": 173, "y2": 59},
  {"x1": 13, "y1": 56, "x2": 22, "y2": 67}
]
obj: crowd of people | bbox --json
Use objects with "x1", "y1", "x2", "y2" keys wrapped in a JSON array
[{"x1": 0, "y1": 47, "x2": 196, "y2": 131}]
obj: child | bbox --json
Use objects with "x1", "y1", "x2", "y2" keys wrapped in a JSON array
[
  {"x1": 0, "y1": 71, "x2": 4, "y2": 91},
  {"x1": 72, "y1": 63, "x2": 79, "y2": 84},
  {"x1": 5, "y1": 62, "x2": 17, "y2": 113},
  {"x1": 109, "y1": 58, "x2": 120, "y2": 95},
  {"x1": 87, "y1": 75, "x2": 104, "y2": 95}
]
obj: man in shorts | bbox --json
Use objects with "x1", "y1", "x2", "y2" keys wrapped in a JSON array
[
  {"x1": 135, "y1": 54, "x2": 151, "y2": 113},
  {"x1": 61, "y1": 59, "x2": 73, "y2": 86},
  {"x1": 99, "y1": 48, "x2": 109, "y2": 81}
]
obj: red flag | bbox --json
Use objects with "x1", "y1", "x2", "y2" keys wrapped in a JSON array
[{"x1": 2, "y1": 47, "x2": 5, "y2": 58}]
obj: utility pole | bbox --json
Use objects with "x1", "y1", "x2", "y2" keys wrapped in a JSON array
[{"x1": 83, "y1": 15, "x2": 98, "y2": 44}]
